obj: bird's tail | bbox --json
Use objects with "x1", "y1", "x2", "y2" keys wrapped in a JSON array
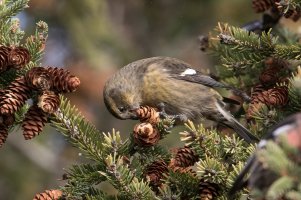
[{"x1": 215, "y1": 102, "x2": 259, "y2": 143}]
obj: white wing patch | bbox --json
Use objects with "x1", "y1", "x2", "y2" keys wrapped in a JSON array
[{"x1": 180, "y1": 68, "x2": 197, "y2": 76}]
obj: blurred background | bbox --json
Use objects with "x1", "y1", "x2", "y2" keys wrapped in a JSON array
[{"x1": 0, "y1": 0, "x2": 259, "y2": 199}]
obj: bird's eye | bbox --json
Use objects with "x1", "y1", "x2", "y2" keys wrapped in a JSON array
[{"x1": 118, "y1": 106, "x2": 126, "y2": 112}]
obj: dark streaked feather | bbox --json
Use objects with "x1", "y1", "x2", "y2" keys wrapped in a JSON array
[
  {"x1": 175, "y1": 74, "x2": 228, "y2": 89},
  {"x1": 222, "y1": 96, "x2": 241, "y2": 105}
]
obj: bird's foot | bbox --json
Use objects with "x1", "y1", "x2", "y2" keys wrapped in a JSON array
[{"x1": 157, "y1": 103, "x2": 187, "y2": 124}]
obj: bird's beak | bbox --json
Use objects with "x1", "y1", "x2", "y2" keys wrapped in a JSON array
[{"x1": 129, "y1": 105, "x2": 140, "y2": 120}]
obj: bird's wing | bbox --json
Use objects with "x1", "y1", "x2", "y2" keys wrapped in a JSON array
[
  {"x1": 162, "y1": 58, "x2": 251, "y2": 102},
  {"x1": 164, "y1": 59, "x2": 227, "y2": 88}
]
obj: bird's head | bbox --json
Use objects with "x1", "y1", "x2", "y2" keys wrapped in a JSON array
[{"x1": 103, "y1": 80, "x2": 140, "y2": 120}]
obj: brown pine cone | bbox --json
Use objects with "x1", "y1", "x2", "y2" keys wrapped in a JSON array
[
  {"x1": 0, "y1": 125, "x2": 8, "y2": 147},
  {"x1": 133, "y1": 122, "x2": 160, "y2": 147},
  {"x1": 171, "y1": 166, "x2": 197, "y2": 177},
  {"x1": 0, "y1": 46, "x2": 11, "y2": 72},
  {"x1": 46, "y1": 67, "x2": 80, "y2": 93},
  {"x1": 264, "y1": 57, "x2": 288, "y2": 69},
  {"x1": 251, "y1": 85, "x2": 271, "y2": 105},
  {"x1": 25, "y1": 67, "x2": 51, "y2": 90},
  {"x1": 252, "y1": 0, "x2": 277, "y2": 13},
  {"x1": 8, "y1": 46, "x2": 30, "y2": 69},
  {"x1": 264, "y1": 85, "x2": 289, "y2": 106},
  {"x1": 22, "y1": 105, "x2": 47, "y2": 140},
  {"x1": 33, "y1": 189, "x2": 63, "y2": 200},
  {"x1": 0, "y1": 76, "x2": 31, "y2": 115},
  {"x1": 144, "y1": 159, "x2": 169, "y2": 190},
  {"x1": 259, "y1": 66, "x2": 280, "y2": 86},
  {"x1": 260, "y1": 58, "x2": 288, "y2": 86},
  {"x1": 169, "y1": 146, "x2": 199, "y2": 168},
  {"x1": 284, "y1": 7, "x2": 301, "y2": 21},
  {"x1": 247, "y1": 85, "x2": 288, "y2": 119},
  {"x1": 247, "y1": 102, "x2": 266, "y2": 120},
  {"x1": 135, "y1": 106, "x2": 160, "y2": 124},
  {"x1": 199, "y1": 181, "x2": 219, "y2": 200},
  {"x1": 38, "y1": 91, "x2": 60, "y2": 114},
  {"x1": 2, "y1": 114, "x2": 15, "y2": 127}
]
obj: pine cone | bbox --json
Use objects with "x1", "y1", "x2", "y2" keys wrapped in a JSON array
[
  {"x1": 2, "y1": 113, "x2": 15, "y2": 127},
  {"x1": 0, "y1": 46, "x2": 11, "y2": 72},
  {"x1": 0, "y1": 76, "x2": 31, "y2": 115},
  {"x1": 260, "y1": 58, "x2": 288, "y2": 86},
  {"x1": 0, "y1": 125, "x2": 8, "y2": 147},
  {"x1": 135, "y1": 106, "x2": 160, "y2": 124},
  {"x1": 22, "y1": 105, "x2": 47, "y2": 140},
  {"x1": 8, "y1": 46, "x2": 30, "y2": 68},
  {"x1": 252, "y1": 0, "x2": 276, "y2": 13},
  {"x1": 199, "y1": 181, "x2": 219, "y2": 200},
  {"x1": 144, "y1": 159, "x2": 169, "y2": 190},
  {"x1": 264, "y1": 86, "x2": 288, "y2": 106},
  {"x1": 46, "y1": 67, "x2": 80, "y2": 93},
  {"x1": 133, "y1": 122, "x2": 160, "y2": 146},
  {"x1": 25, "y1": 67, "x2": 51, "y2": 90},
  {"x1": 259, "y1": 66, "x2": 280, "y2": 86},
  {"x1": 33, "y1": 189, "x2": 63, "y2": 200},
  {"x1": 169, "y1": 146, "x2": 199, "y2": 168},
  {"x1": 38, "y1": 91, "x2": 60, "y2": 114},
  {"x1": 171, "y1": 166, "x2": 197, "y2": 177},
  {"x1": 264, "y1": 57, "x2": 288, "y2": 69},
  {"x1": 247, "y1": 85, "x2": 288, "y2": 119},
  {"x1": 285, "y1": 7, "x2": 301, "y2": 21}
]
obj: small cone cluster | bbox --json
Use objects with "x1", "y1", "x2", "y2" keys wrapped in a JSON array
[
  {"x1": 168, "y1": 146, "x2": 198, "y2": 178},
  {"x1": 0, "y1": 77, "x2": 31, "y2": 115},
  {"x1": 0, "y1": 45, "x2": 30, "y2": 72},
  {"x1": 133, "y1": 106, "x2": 161, "y2": 147},
  {"x1": 252, "y1": 0, "x2": 301, "y2": 21},
  {"x1": 247, "y1": 58, "x2": 289, "y2": 119},
  {"x1": 22, "y1": 105, "x2": 47, "y2": 140},
  {"x1": 143, "y1": 146, "x2": 199, "y2": 194},
  {"x1": 199, "y1": 181, "x2": 219, "y2": 200},
  {"x1": 33, "y1": 189, "x2": 63, "y2": 200},
  {"x1": 277, "y1": 3, "x2": 301, "y2": 21},
  {"x1": 259, "y1": 58, "x2": 287, "y2": 86},
  {"x1": 0, "y1": 114, "x2": 14, "y2": 146},
  {"x1": 252, "y1": 0, "x2": 276, "y2": 13},
  {"x1": 144, "y1": 159, "x2": 169, "y2": 191},
  {"x1": 133, "y1": 122, "x2": 160, "y2": 146},
  {"x1": 247, "y1": 85, "x2": 288, "y2": 118},
  {"x1": 169, "y1": 146, "x2": 199, "y2": 168},
  {"x1": 0, "y1": 66, "x2": 80, "y2": 146},
  {"x1": 135, "y1": 106, "x2": 160, "y2": 124},
  {"x1": 135, "y1": 107, "x2": 217, "y2": 199}
]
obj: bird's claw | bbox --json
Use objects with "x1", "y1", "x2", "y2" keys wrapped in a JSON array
[{"x1": 157, "y1": 103, "x2": 187, "y2": 123}]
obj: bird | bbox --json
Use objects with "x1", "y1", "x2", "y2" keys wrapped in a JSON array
[
  {"x1": 229, "y1": 113, "x2": 301, "y2": 197},
  {"x1": 103, "y1": 56, "x2": 258, "y2": 143}
]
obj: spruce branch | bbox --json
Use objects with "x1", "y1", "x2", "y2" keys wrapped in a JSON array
[
  {"x1": 100, "y1": 153, "x2": 155, "y2": 200},
  {"x1": 274, "y1": 44, "x2": 301, "y2": 60},
  {"x1": 196, "y1": 155, "x2": 227, "y2": 185},
  {"x1": 51, "y1": 95, "x2": 103, "y2": 161},
  {"x1": 62, "y1": 163, "x2": 107, "y2": 199},
  {"x1": 163, "y1": 170, "x2": 200, "y2": 199},
  {"x1": 24, "y1": 21, "x2": 48, "y2": 70},
  {"x1": 266, "y1": 176, "x2": 295, "y2": 200},
  {"x1": 0, "y1": 0, "x2": 28, "y2": 22}
]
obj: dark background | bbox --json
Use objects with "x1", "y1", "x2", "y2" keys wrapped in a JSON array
[{"x1": 0, "y1": 0, "x2": 272, "y2": 199}]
